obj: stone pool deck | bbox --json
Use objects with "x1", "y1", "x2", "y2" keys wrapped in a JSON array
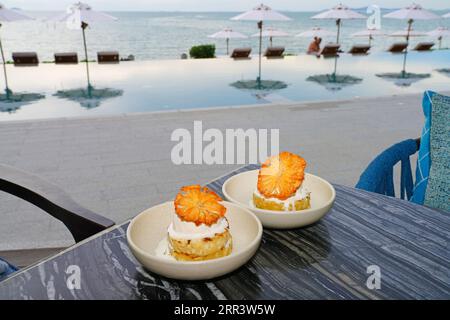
[{"x1": 0, "y1": 92, "x2": 432, "y2": 250}]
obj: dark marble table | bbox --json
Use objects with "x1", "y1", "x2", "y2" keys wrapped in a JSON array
[{"x1": 1, "y1": 165, "x2": 449, "y2": 300}]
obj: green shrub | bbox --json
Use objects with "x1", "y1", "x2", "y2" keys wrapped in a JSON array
[{"x1": 189, "y1": 44, "x2": 216, "y2": 59}]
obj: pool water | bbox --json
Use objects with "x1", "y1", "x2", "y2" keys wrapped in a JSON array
[{"x1": 1, "y1": 50, "x2": 449, "y2": 121}]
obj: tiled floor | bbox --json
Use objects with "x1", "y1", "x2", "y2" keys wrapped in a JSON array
[{"x1": 0, "y1": 92, "x2": 431, "y2": 250}]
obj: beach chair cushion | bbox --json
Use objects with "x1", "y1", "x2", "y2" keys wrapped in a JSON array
[
  {"x1": 97, "y1": 51, "x2": 120, "y2": 63},
  {"x1": 348, "y1": 45, "x2": 371, "y2": 54},
  {"x1": 231, "y1": 48, "x2": 251, "y2": 58},
  {"x1": 387, "y1": 43, "x2": 408, "y2": 53},
  {"x1": 320, "y1": 44, "x2": 340, "y2": 57},
  {"x1": 265, "y1": 47, "x2": 285, "y2": 58},
  {"x1": 55, "y1": 52, "x2": 78, "y2": 64},
  {"x1": 12, "y1": 52, "x2": 39, "y2": 65},
  {"x1": 413, "y1": 42, "x2": 434, "y2": 51},
  {"x1": 411, "y1": 91, "x2": 450, "y2": 211},
  {"x1": 0, "y1": 257, "x2": 17, "y2": 282}
]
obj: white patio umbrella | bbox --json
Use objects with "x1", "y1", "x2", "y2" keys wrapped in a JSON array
[
  {"x1": 384, "y1": 4, "x2": 440, "y2": 44},
  {"x1": 251, "y1": 27, "x2": 289, "y2": 47},
  {"x1": 296, "y1": 27, "x2": 335, "y2": 38},
  {"x1": 0, "y1": 4, "x2": 33, "y2": 93},
  {"x1": 311, "y1": 4, "x2": 366, "y2": 44},
  {"x1": 208, "y1": 28, "x2": 247, "y2": 55},
  {"x1": 444, "y1": 12, "x2": 450, "y2": 18},
  {"x1": 49, "y1": 2, "x2": 118, "y2": 88},
  {"x1": 351, "y1": 28, "x2": 385, "y2": 46},
  {"x1": 231, "y1": 4, "x2": 291, "y2": 81},
  {"x1": 427, "y1": 27, "x2": 450, "y2": 49},
  {"x1": 384, "y1": 3, "x2": 440, "y2": 75}
]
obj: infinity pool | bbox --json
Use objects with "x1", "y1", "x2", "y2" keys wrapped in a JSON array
[{"x1": 1, "y1": 50, "x2": 449, "y2": 121}]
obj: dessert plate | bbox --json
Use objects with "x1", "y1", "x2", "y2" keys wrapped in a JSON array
[
  {"x1": 222, "y1": 170, "x2": 335, "y2": 229},
  {"x1": 127, "y1": 201, "x2": 262, "y2": 280}
]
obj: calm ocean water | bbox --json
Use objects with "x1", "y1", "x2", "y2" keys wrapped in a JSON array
[{"x1": 2, "y1": 10, "x2": 450, "y2": 61}]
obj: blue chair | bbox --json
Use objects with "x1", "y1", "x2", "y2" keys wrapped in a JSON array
[
  {"x1": 356, "y1": 139, "x2": 420, "y2": 200},
  {"x1": 0, "y1": 164, "x2": 115, "y2": 282},
  {"x1": 0, "y1": 257, "x2": 17, "y2": 280}
]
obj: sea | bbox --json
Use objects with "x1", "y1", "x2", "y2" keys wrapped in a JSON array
[{"x1": 2, "y1": 10, "x2": 450, "y2": 61}]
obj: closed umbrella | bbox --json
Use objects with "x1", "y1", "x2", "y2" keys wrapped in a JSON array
[
  {"x1": 384, "y1": 3, "x2": 440, "y2": 75},
  {"x1": 351, "y1": 28, "x2": 385, "y2": 46},
  {"x1": 49, "y1": 2, "x2": 118, "y2": 88},
  {"x1": 311, "y1": 4, "x2": 366, "y2": 44},
  {"x1": 427, "y1": 27, "x2": 450, "y2": 49},
  {"x1": 208, "y1": 28, "x2": 247, "y2": 55},
  {"x1": 0, "y1": 5, "x2": 33, "y2": 93},
  {"x1": 251, "y1": 27, "x2": 289, "y2": 47},
  {"x1": 296, "y1": 27, "x2": 335, "y2": 38},
  {"x1": 231, "y1": 4, "x2": 291, "y2": 81}
]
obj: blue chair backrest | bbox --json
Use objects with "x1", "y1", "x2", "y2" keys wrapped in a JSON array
[
  {"x1": 356, "y1": 139, "x2": 419, "y2": 200},
  {"x1": 0, "y1": 257, "x2": 17, "y2": 282}
]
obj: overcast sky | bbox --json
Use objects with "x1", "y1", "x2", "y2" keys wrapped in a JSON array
[{"x1": 4, "y1": 0, "x2": 450, "y2": 11}]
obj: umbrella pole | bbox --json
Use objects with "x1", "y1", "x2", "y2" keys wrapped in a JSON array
[
  {"x1": 369, "y1": 35, "x2": 372, "y2": 47},
  {"x1": 81, "y1": 22, "x2": 92, "y2": 88},
  {"x1": 402, "y1": 19, "x2": 413, "y2": 76},
  {"x1": 270, "y1": 37, "x2": 273, "y2": 47},
  {"x1": 333, "y1": 56, "x2": 338, "y2": 76},
  {"x1": 0, "y1": 23, "x2": 10, "y2": 95},
  {"x1": 336, "y1": 19, "x2": 341, "y2": 43},
  {"x1": 258, "y1": 21, "x2": 263, "y2": 82},
  {"x1": 438, "y1": 36, "x2": 442, "y2": 50},
  {"x1": 226, "y1": 38, "x2": 229, "y2": 55}
]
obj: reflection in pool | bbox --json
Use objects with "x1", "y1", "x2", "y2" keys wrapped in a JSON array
[
  {"x1": 0, "y1": 89, "x2": 45, "y2": 113},
  {"x1": 376, "y1": 51, "x2": 431, "y2": 87},
  {"x1": 54, "y1": 86, "x2": 124, "y2": 109},
  {"x1": 0, "y1": 50, "x2": 449, "y2": 121},
  {"x1": 306, "y1": 56, "x2": 363, "y2": 91},
  {"x1": 436, "y1": 68, "x2": 450, "y2": 77}
]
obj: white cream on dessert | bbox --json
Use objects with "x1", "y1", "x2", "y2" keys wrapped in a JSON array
[
  {"x1": 252, "y1": 185, "x2": 310, "y2": 211},
  {"x1": 168, "y1": 208, "x2": 229, "y2": 240}
]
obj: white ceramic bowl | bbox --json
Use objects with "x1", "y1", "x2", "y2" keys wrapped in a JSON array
[
  {"x1": 127, "y1": 201, "x2": 262, "y2": 280},
  {"x1": 222, "y1": 170, "x2": 335, "y2": 229}
]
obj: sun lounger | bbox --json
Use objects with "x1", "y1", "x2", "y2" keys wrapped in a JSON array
[
  {"x1": 320, "y1": 44, "x2": 340, "y2": 57},
  {"x1": 348, "y1": 44, "x2": 371, "y2": 55},
  {"x1": 413, "y1": 42, "x2": 435, "y2": 51},
  {"x1": 12, "y1": 52, "x2": 39, "y2": 66},
  {"x1": 264, "y1": 47, "x2": 285, "y2": 59},
  {"x1": 387, "y1": 42, "x2": 408, "y2": 53},
  {"x1": 231, "y1": 48, "x2": 252, "y2": 59},
  {"x1": 97, "y1": 51, "x2": 120, "y2": 64},
  {"x1": 54, "y1": 52, "x2": 78, "y2": 64}
]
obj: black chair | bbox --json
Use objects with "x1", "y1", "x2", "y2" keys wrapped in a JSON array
[{"x1": 0, "y1": 164, "x2": 115, "y2": 280}]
